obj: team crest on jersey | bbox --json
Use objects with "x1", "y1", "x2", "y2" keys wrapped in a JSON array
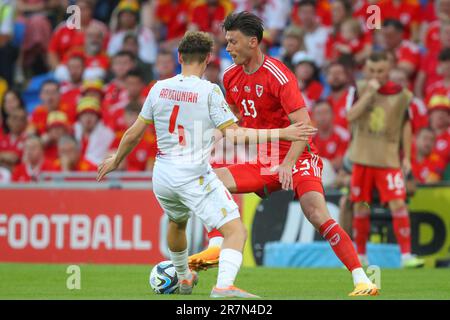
[
  {"x1": 244, "y1": 86, "x2": 251, "y2": 93},
  {"x1": 256, "y1": 85, "x2": 263, "y2": 97}
]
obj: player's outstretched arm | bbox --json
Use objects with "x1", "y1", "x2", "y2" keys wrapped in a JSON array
[
  {"x1": 97, "y1": 118, "x2": 148, "y2": 181},
  {"x1": 221, "y1": 122, "x2": 317, "y2": 144}
]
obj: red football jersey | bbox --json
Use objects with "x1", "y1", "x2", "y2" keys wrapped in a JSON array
[
  {"x1": 408, "y1": 97, "x2": 429, "y2": 134},
  {"x1": 412, "y1": 152, "x2": 446, "y2": 183},
  {"x1": 327, "y1": 87, "x2": 355, "y2": 130},
  {"x1": 434, "y1": 128, "x2": 450, "y2": 164},
  {"x1": 313, "y1": 126, "x2": 349, "y2": 161},
  {"x1": 12, "y1": 160, "x2": 60, "y2": 182},
  {"x1": 223, "y1": 56, "x2": 317, "y2": 160}
]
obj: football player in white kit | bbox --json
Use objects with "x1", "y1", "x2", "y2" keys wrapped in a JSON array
[{"x1": 97, "y1": 31, "x2": 317, "y2": 298}]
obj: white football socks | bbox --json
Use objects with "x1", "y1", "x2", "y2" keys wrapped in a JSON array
[
  {"x1": 351, "y1": 267, "x2": 372, "y2": 285},
  {"x1": 216, "y1": 248, "x2": 242, "y2": 289},
  {"x1": 209, "y1": 236, "x2": 224, "y2": 248},
  {"x1": 168, "y1": 248, "x2": 189, "y2": 280}
]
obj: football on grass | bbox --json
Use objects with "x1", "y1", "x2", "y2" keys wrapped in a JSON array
[{"x1": 149, "y1": 261, "x2": 179, "y2": 294}]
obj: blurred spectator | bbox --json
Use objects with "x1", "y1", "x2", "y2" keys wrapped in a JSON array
[
  {"x1": 155, "y1": 0, "x2": 191, "y2": 50},
  {"x1": 59, "y1": 54, "x2": 85, "y2": 116},
  {"x1": 55, "y1": 134, "x2": 97, "y2": 172},
  {"x1": 428, "y1": 94, "x2": 450, "y2": 165},
  {"x1": 110, "y1": 101, "x2": 157, "y2": 171},
  {"x1": 424, "y1": 48, "x2": 450, "y2": 103},
  {"x1": 291, "y1": 0, "x2": 332, "y2": 27},
  {"x1": 55, "y1": 23, "x2": 110, "y2": 82},
  {"x1": 327, "y1": 18, "x2": 372, "y2": 66},
  {"x1": 411, "y1": 127, "x2": 447, "y2": 184},
  {"x1": 1, "y1": 89, "x2": 27, "y2": 134},
  {"x1": 41, "y1": 111, "x2": 72, "y2": 163},
  {"x1": 415, "y1": 23, "x2": 450, "y2": 99},
  {"x1": 390, "y1": 67, "x2": 429, "y2": 135},
  {"x1": 380, "y1": 19, "x2": 420, "y2": 81},
  {"x1": 106, "y1": 68, "x2": 147, "y2": 134},
  {"x1": 423, "y1": 0, "x2": 450, "y2": 55},
  {"x1": 378, "y1": 0, "x2": 420, "y2": 41},
  {"x1": 74, "y1": 97, "x2": 115, "y2": 165},
  {"x1": 120, "y1": 32, "x2": 154, "y2": 83},
  {"x1": 292, "y1": 51, "x2": 324, "y2": 109},
  {"x1": 189, "y1": 0, "x2": 232, "y2": 39},
  {"x1": 204, "y1": 58, "x2": 224, "y2": 92},
  {"x1": 280, "y1": 26, "x2": 306, "y2": 72},
  {"x1": 29, "y1": 80, "x2": 74, "y2": 135},
  {"x1": 312, "y1": 100, "x2": 350, "y2": 172},
  {"x1": 16, "y1": 0, "x2": 53, "y2": 77},
  {"x1": 12, "y1": 135, "x2": 58, "y2": 182},
  {"x1": 325, "y1": 61, "x2": 354, "y2": 130},
  {"x1": 0, "y1": 0, "x2": 17, "y2": 85},
  {"x1": 0, "y1": 108, "x2": 28, "y2": 171},
  {"x1": 293, "y1": 0, "x2": 329, "y2": 67},
  {"x1": 103, "y1": 51, "x2": 136, "y2": 117},
  {"x1": 153, "y1": 49, "x2": 177, "y2": 81},
  {"x1": 234, "y1": 0, "x2": 290, "y2": 44},
  {"x1": 108, "y1": 0, "x2": 158, "y2": 69},
  {"x1": 48, "y1": 0, "x2": 109, "y2": 70}
]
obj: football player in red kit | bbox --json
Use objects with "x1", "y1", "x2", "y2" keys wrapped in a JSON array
[{"x1": 189, "y1": 12, "x2": 378, "y2": 296}]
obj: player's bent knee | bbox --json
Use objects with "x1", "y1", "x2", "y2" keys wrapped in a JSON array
[{"x1": 219, "y1": 218, "x2": 247, "y2": 242}]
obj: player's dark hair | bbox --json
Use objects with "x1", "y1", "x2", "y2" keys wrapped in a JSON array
[
  {"x1": 367, "y1": 51, "x2": 390, "y2": 63},
  {"x1": 297, "y1": 0, "x2": 317, "y2": 9},
  {"x1": 178, "y1": 31, "x2": 214, "y2": 64},
  {"x1": 40, "y1": 79, "x2": 60, "y2": 92},
  {"x1": 383, "y1": 19, "x2": 404, "y2": 32},
  {"x1": 223, "y1": 11, "x2": 264, "y2": 43},
  {"x1": 439, "y1": 48, "x2": 450, "y2": 62}
]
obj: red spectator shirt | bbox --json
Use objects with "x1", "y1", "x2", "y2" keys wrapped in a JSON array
[
  {"x1": 223, "y1": 55, "x2": 318, "y2": 160},
  {"x1": 0, "y1": 132, "x2": 27, "y2": 162},
  {"x1": 302, "y1": 80, "x2": 324, "y2": 106},
  {"x1": 412, "y1": 152, "x2": 446, "y2": 183},
  {"x1": 379, "y1": 0, "x2": 420, "y2": 39},
  {"x1": 190, "y1": 4, "x2": 227, "y2": 35},
  {"x1": 102, "y1": 81, "x2": 129, "y2": 128},
  {"x1": 420, "y1": 50, "x2": 442, "y2": 97},
  {"x1": 327, "y1": 87, "x2": 355, "y2": 130},
  {"x1": 111, "y1": 128, "x2": 157, "y2": 171},
  {"x1": 433, "y1": 128, "x2": 450, "y2": 164},
  {"x1": 53, "y1": 157, "x2": 97, "y2": 172},
  {"x1": 156, "y1": 0, "x2": 190, "y2": 40},
  {"x1": 60, "y1": 81, "x2": 81, "y2": 122},
  {"x1": 408, "y1": 97, "x2": 429, "y2": 134},
  {"x1": 312, "y1": 126, "x2": 350, "y2": 161},
  {"x1": 395, "y1": 40, "x2": 421, "y2": 72},
  {"x1": 425, "y1": 21, "x2": 441, "y2": 55},
  {"x1": 48, "y1": 20, "x2": 109, "y2": 61},
  {"x1": 12, "y1": 160, "x2": 59, "y2": 182}
]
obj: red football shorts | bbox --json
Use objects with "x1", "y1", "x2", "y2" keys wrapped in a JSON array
[
  {"x1": 224, "y1": 153, "x2": 324, "y2": 199},
  {"x1": 350, "y1": 163, "x2": 406, "y2": 203}
]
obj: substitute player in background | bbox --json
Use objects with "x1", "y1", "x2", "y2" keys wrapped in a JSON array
[
  {"x1": 189, "y1": 12, "x2": 378, "y2": 297},
  {"x1": 347, "y1": 51, "x2": 424, "y2": 268},
  {"x1": 97, "y1": 31, "x2": 314, "y2": 298}
]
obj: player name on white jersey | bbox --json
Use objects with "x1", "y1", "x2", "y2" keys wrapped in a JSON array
[{"x1": 159, "y1": 88, "x2": 199, "y2": 104}]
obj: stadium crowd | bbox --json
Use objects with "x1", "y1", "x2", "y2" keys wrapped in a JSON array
[{"x1": 0, "y1": 0, "x2": 449, "y2": 185}]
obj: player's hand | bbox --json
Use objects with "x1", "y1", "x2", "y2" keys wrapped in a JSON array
[
  {"x1": 366, "y1": 79, "x2": 381, "y2": 95},
  {"x1": 282, "y1": 122, "x2": 318, "y2": 141},
  {"x1": 402, "y1": 158, "x2": 412, "y2": 176},
  {"x1": 97, "y1": 155, "x2": 119, "y2": 181},
  {"x1": 273, "y1": 163, "x2": 294, "y2": 191}
]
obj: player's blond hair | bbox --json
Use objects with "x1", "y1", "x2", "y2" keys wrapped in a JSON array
[{"x1": 178, "y1": 31, "x2": 214, "y2": 64}]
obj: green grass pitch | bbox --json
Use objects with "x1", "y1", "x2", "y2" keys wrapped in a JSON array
[{"x1": 1, "y1": 263, "x2": 449, "y2": 300}]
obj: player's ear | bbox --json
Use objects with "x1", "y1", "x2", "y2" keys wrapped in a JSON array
[
  {"x1": 249, "y1": 36, "x2": 258, "y2": 49},
  {"x1": 177, "y1": 53, "x2": 183, "y2": 65},
  {"x1": 205, "y1": 53, "x2": 212, "y2": 65}
]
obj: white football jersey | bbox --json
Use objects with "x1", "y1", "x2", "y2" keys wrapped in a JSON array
[{"x1": 139, "y1": 74, "x2": 237, "y2": 172}]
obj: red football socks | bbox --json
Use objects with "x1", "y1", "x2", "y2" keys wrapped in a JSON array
[
  {"x1": 353, "y1": 208, "x2": 371, "y2": 255},
  {"x1": 391, "y1": 206, "x2": 412, "y2": 254},
  {"x1": 320, "y1": 219, "x2": 361, "y2": 271}
]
